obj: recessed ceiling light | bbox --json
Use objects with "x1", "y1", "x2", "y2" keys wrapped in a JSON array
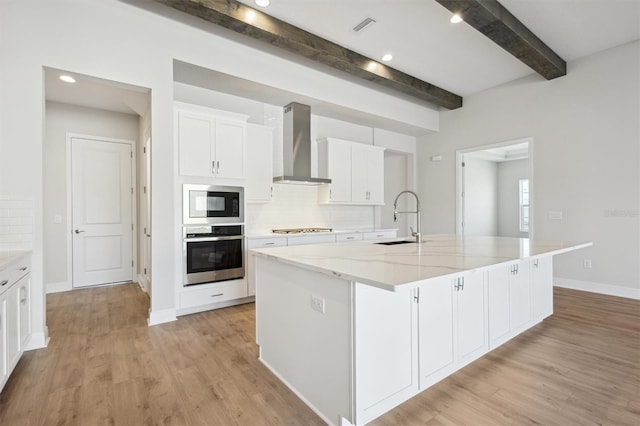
[
  {"x1": 450, "y1": 14, "x2": 463, "y2": 24},
  {"x1": 381, "y1": 53, "x2": 393, "y2": 62},
  {"x1": 255, "y1": 0, "x2": 270, "y2": 6},
  {"x1": 245, "y1": 9, "x2": 257, "y2": 22},
  {"x1": 59, "y1": 75, "x2": 76, "y2": 83}
]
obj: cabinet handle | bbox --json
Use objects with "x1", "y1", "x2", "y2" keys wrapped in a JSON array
[
  {"x1": 329, "y1": 189, "x2": 332, "y2": 200},
  {"x1": 0, "y1": 280, "x2": 7, "y2": 287},
  {"x1": 346, "y1": 237, "x2": 355, "y2": 240},
  {"x1": 270, "y1": 186, "x2": 273, "y2": 198},
  {"x1": 264, "y1": 242, "x2": 275, "y2": 246},
  {"x1": 216, "y1": 161, "x2": 220, "y2": 174},
  {"x1": 19, "y1": 266, "x2": 27, "y2": 271},
  {"x1": 210, "y1": 293, "x2": 224, "y2": 298},
  {"x1": 460, "y1": 276, "x2": 465, "y2": 291},
  {"x1": 534, "y1": 259, "x2": 539, "y2": 268},
  {"x1": 212, "y1": 161, "x2": 216, "y2": 174},
  {"x1": 20, "y1": 287, "x2": 26, "y2": 304}
]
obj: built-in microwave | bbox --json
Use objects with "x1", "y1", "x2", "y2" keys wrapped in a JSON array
[{"x1": 183, "y1": 184, "x2": 244, "y2": 225}]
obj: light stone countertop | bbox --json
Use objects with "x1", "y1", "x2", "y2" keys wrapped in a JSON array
[
  {"x1": 250, "y1": 234, "x2": 592, "y2": 291},
  {"x1": 0, "y1": 250, "x2": 32, "y2": 271},
  {"x1": 245, "y1": 228, "x2": 398, "y2": 239}
]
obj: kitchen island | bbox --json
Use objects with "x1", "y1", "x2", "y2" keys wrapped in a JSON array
[{"x1": 251, "y1": 235, "x2": 591, "y2": 426}]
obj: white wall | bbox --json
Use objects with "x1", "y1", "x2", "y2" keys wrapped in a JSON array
[
  {"x1": 418, "y1": 41, "x2": 640, "y2": 297},
  {"x1": 497, "y1": 159, "x2": 529, "y2": 238},
  {"x1": 0, "y1": 0, "x2": 440, "y2": 327},
  {"x1": 463, "y1": 158, "x2": 498, "y2": 236},
  {"x1": 44, "y1": 102, "x2": 140, "y2": 291}
]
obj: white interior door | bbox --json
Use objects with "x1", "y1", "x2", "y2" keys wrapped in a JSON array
[{"x1": 72, "y1": 137, "x2": 133, "y2": 288}]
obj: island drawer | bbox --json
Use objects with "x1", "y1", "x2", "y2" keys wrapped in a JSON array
[
  {"x1": 336, "y1": 232, "x2": 363, "y2": 242},
  {"x1": 363, "y1": 230, "x2": 397, "y2": 240}
]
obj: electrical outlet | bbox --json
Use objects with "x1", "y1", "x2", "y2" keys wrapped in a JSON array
[
  {"x1": 310, "y1": 295, "x2": 325, "y2": 314},
  {"x1": 583, "y1": 259, "x2": 592, "y2": 269}
]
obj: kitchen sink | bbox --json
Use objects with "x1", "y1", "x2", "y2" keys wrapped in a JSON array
[{"x1": 375, "y1": 240, "x2": 415, "y2": 246}]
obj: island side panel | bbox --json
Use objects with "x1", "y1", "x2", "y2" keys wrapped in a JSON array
[{"x1": 255, "y1": 255, "x2": 353, "y2": 426}]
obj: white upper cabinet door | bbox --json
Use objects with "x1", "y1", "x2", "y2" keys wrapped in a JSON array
[
  {"x1": 351, "y1": 143, "x2": 369, "y2": 203},
  {"x1": 176, "y1": 103, "x2": 248, "y2": 179},
  {"x1": 318, "y1": 138, "x2": 352, "y2": 203},
  {"x1": 246, "y1": 124, "x2": 273, "y2": 202},
  {"x1": 178, "y1": 110, "x2": 215, "y2": 177},
  {"x1": 531, "y1": 256, "x2": 553, "y2": 321},
  {"x1": 215, "y1": 118, "x2": 246, "y2": 179},
  {"x1": 366, "y1": 145, "x2": 385, "y2": 204}
]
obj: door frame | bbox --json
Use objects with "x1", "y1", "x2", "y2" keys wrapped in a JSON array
[
  {"x1": 66, "y1": 133, "x2": 137, "y2": 290},
  {"x1": 455, "y1": 137, "x2": 534, "y2": 238}
]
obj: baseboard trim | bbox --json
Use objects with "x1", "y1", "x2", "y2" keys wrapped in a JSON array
[
  {"x1": 147, "y1": 308, "x2": 177, "y2": 326},
  {"x1": 136, "y1": 274, "x2": 149, "y2": 293},
  {"x1": 554, "y1": 277, "x2": 640, "y2": 300},
  {"x1": 46, "y1": 281, "x2": 71, "y2": 294}
]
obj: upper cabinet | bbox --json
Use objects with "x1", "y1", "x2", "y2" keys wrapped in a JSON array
[
  {"x1": 318, "y1": 137, "x2": 385, "y2": 205},
  {"x1": 245, "y1": 123, "x2": 274, "y2": 202},
  {"x1": 175, "y1": 102, "x2": 248, "y2": 179}
]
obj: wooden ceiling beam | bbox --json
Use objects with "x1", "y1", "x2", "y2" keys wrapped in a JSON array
[
  {"x1": 434, "y1": 0, "x2": 566, "y2": 79},
  {"x1": 152, "y1": 0, "x2": 463, "y2": 110}
]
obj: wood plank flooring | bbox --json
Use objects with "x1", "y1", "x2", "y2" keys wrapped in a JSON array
[{"x1": 0, "y1": 284, "x2": 638, "y2": 425}]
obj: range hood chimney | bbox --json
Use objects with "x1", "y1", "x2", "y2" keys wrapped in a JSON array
[{"x1": 273, "y1": 102, "x2": 331, "y2": 185}]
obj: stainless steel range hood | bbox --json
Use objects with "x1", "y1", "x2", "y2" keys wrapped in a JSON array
[{"x1": 273, "y1": 102, "x2": 331, "y2": 185}]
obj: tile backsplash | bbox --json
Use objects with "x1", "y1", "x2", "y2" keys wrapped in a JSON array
[
  {"x1": 245, "y1": 184, "x2": 374, "y2": 234},
  {"x1": 0, "y1": 198, "x2": 34, "y2": 250}
]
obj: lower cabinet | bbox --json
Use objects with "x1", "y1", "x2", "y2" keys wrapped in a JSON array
[
  {"x1": 532, "y1": 256, "x2": 553, "y2": 321},
  {"x1": 0, "y1": 253, "x2": 32, "y2": 393},
  {"x1": 488, "y1": 257, "x2": 553, "y2": 349},
  {"x1": 418, "y1": 270, "x2": 487, "y2": 390},
  {"x1": 178, "y1": 280, "x2": 248, "y2": 314}
]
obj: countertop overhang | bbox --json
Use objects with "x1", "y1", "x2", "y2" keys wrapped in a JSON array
[{"x1": 250, "y1": 234, "x2": 592, "y2": 291}]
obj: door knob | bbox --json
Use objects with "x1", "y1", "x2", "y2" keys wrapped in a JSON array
[{"x1": 74, "y1": 229, "x2": 85, "y2": 234}]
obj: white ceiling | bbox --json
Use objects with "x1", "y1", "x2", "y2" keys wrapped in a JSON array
[
  {"x1": 238, "y1": 0, "x2": 640, "y2": 96},
  {"x1": 44, "y1": 0, "x2": 639, "y2": 131}
]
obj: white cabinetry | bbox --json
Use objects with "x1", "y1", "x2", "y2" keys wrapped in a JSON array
[
  {"x1": 246, "y1": 123, "x2": 274, "y2": 202},
  {"x1": 488, "y1": 259, "x2": 533, "y2": 349},
  {"x1": 363, "y1": 230, "x2": 397, "y2": 240},
  {"x1": 318, "y1": 138, "x2": 385, "y2": 205},
  {"x1": 287, "y1": 234, "x2": 336, "y2": 246},
  {"x1": 0, "y1": 253, "x2": 32, "y2": 393},
  {"x1": 532, "y1": 256, "x2": 553, "y2": 321},
  {"x1": 351, "y1": 142, "x2": 385, "y2": 203},
  {"x1": 247, "y1": 237, "x2": 287, "y2": 296},
  {"x1": 418, "y1": 270, "x2": 487, "y2": 390},
  {"x1": 176, "y1": 102, "x2": 248, "y2": 179},
  {"x1": 354, "y1": 284, "x2": 418, "y2": 425}
]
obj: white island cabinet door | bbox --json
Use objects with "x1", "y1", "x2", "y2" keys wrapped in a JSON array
[
  {"x1": 509, "y1": 260, "x2": 532, "y2": 333},
  {"x1": 455, "y1": 270, "x2": 487, "y2": 365},
  {"x1": 418, "y1": 276, "x2": 455, "y2": 390},
  {"x1": 488, "y1": 266, "x2": 511, "y2": 348},
  {"x1": 532, "y1": 256, "x2": 553, "y2": 321},
  {"x1": 354, "y1": 283, "x2": 418, "y2": 425}
]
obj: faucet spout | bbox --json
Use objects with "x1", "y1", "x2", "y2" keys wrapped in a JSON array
[{"x1": 393, "y1": 190, "x2": 422, "y2": 244}]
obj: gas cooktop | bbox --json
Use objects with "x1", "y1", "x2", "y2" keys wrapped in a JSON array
[{"x1": 272, "y1": 227, "x2": 333, "y2": 234}]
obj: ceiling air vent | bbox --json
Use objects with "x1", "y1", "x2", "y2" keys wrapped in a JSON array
[{"x1": 353, "y1": 17, "x2": 376, "y2": 33}]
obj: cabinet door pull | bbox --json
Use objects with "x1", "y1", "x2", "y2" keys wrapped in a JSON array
[
  {"x1": 460, "y1": 276, "x2": 465, "y2": 290},
  {"x1": 210, "y1": 293, "x2": 224, "y2": 298},
  {"x1": 212, "y1": 161, "x2": 216, "y2": 174},
  {"x1": 20, "y1": 287, "x2": 27, "y2": 304},
  {"x1": 0, "y1": 280, "x2": 8, "y2": 287},
  {"x1": 19, "y1": 266, "x2": 27, "y2": 271},
  {"x1": 534, "y1": 259, "x2": 539, "y2": 268},
  {"x1": 346, "y1": 237, "x2": 355, "y2": 240},
  {"x1": 264, "y1": 242, "x2": 275, "y2": 246},
  {"x1": 216, "y1": 161, "x2": 220, "y2": 174}
]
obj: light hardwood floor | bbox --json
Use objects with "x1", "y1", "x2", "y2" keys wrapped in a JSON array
[{"x1": 0, "y1": 284, "x2": 638, "y2": 425}]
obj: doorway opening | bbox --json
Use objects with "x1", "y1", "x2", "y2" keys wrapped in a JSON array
[
  {"x1": 43, "y1": 67, "x2": 151, "y2": 295},
  {"x1": 456, "y1": 138, "x2": 533, "y2": 238}
]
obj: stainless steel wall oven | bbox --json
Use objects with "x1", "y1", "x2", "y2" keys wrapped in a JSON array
[{"x1": 183, "y1": 225, "x2": 245, "y2": 286}]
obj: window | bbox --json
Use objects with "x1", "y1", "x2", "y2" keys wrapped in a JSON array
[{"x1": 519, "y1": 179, "x2": 529, "y2": 233}]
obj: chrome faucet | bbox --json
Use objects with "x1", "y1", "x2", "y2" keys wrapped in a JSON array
[{"x1": 393, "y1": 190, "x2": 422, "y2": 244}]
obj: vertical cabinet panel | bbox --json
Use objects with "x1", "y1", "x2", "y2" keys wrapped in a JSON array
[
  {"x1": 456, "y1": 272, "x2": 487, "y2": 363},
  {"x1": 488, "y1": 267, "x2": 511, "y2": 346},
  {"x1": 318, "y1": 138, "x2": 352, "y2": 203},
  {"x1": 510, "y1": 261, "x2": 532, "y2": 332},
  {"x1": 18, "y1": 276, "x2": 31, "y2": 349},
  {"x1": 245, "y1": 124, "x2": 274, "y2": 202}
]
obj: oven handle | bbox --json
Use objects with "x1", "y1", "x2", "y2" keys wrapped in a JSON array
[{"x1": 184, "y1": 235, "x2": 244, "y2": 243}]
